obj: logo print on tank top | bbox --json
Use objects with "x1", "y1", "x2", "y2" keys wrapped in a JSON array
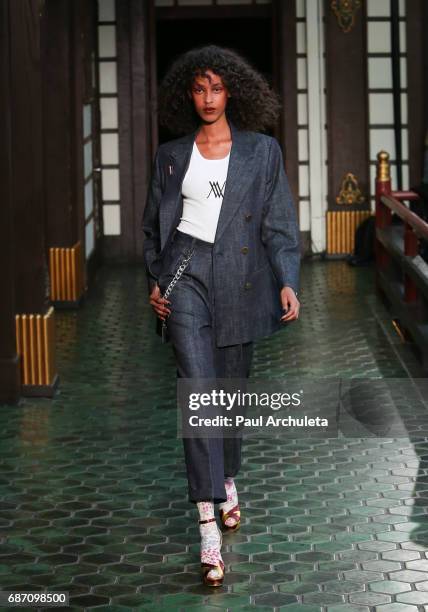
[{"x1": 207, "y1": 181, "x2": 226, "y2": 199}]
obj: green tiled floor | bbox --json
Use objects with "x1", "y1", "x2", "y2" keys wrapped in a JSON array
[{"x1": 1, "y1": 260, "x2": 428, "y2": 611}]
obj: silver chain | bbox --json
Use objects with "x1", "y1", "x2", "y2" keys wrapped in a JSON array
[{"x1": 162, "y1": 248, "x2": 195, "y2": 301}]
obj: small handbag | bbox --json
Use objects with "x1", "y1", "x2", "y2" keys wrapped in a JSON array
[{"x1": 160, "y1": 248, "x2": 195, "y2": 344}]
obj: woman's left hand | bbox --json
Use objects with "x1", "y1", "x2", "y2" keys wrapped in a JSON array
[{"x1": 280, "y1": 286, "x2": 300, "y2": 322}]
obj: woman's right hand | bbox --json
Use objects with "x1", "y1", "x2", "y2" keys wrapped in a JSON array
[{"x1": 149, "y1": 284, "x2": 171, "y2": 321}]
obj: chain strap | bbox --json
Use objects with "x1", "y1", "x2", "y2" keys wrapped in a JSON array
[
  {"x1": 161, "y1": 248, "x2": 195, "y2": 341},
  {"x1": 162, "y1": 248, "x2": 195, "y2": 300}
]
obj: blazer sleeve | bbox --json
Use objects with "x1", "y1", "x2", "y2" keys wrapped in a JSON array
[
  {"x1": 141, "y1": 148, "x2": 163, "y2": 294},
  {"x1": 261, "y1": 137, "x2": 301, "y2": 295}
]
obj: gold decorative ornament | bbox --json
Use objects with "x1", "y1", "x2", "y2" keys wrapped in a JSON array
[
  {"x1": 376, "y1": 150, "x2": 391, "y2": 182},
  {"x1": 335, "y1": 172, "x2": 365, "y2": 205},
  {"x1": 331, "y1": 0, "x2": 361, "y2": 33}
]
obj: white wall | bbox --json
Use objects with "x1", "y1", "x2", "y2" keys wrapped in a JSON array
[
  {"x1": 367, "y1": 0, "x2": 408, "y2": 208},
  {"x1": 296, "y1": 0, "x2": 409, "y2": 251},
  {"x1": 296, "y1": 0, "x2": 327, "y2": 253},
  {"x1": 98, "y1": 0, "x2": 121, "y2": 236}
]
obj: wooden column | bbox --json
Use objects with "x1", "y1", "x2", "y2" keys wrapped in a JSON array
[
  {"x1": 71, "y1": 0, "x2": 91, "y2": 261},
  {"x1": 41, "y1": 0, "x2": 76, "y2": 249},
  {"x1": 325, "y1": 0, "x2": 370, "y2": 211},
  {"x1": 406, "y1": 0, "x2": 427, "y2": 186},
  {"x1": 325, "y1": 0, "x2": 370, "y2": 254},
  {"x1": 2, "y1": 0, "x2": 61, "y2": 399},
  {"x1": 0, "y1": 0, "x2": 21, "y2": 403},
  {"x1": 42, "y1": 0, "x2": 94, "y2": 306},
  {"x1": 116, "y1": 0, "x2": 156, "y2": 262},
  {"x1": 272, "y1": 0, "x2": 299, "y2": 210},
  {"x1": 9, "y1": 0, "x2": 47, "y2": 314}
]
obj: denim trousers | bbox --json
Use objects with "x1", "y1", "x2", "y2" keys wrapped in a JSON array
[{"x1": 158, "y1": 229, "x2": 253, "y2": 503}]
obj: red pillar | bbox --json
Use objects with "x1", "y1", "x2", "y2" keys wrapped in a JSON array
[{"x1": 375, "y1": 151, "x2": 392, "y2": 270}]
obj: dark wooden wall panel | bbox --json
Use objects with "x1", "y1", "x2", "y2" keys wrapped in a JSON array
[
  {"x1": 71, "y1": 0, "x2": 87, "y2": 255},
  {"x1": 42, "y1": 0, "x2": 75, "y2": 247},
  {"x1": 116, "y1": 0, "x2": 135, "y2": 262},
  {"x1": 136, "y1": 0, "x2": 155, "y2": 260},
  {"x1": 325, "y1": 0, "x2": 370, "y2": 210},
  {"x1": 116, "y1": 0, "x2": 153, "y2": 262},
  {"x1": 42, "y1": 0, "x2": 100, "y2": 290},
  {"x1": 42, "y1": 0, "x2": 99, "y2": 283},
  {"x1": 273, "y1": 0, "x2": 299, "y2": 211},
  {"x1": 406, "y1": 0, "x2": 427, "y2": 186},
  {"x1": 0, "y1": 0, "x2": 21, "y2": 402},
  {"x1": 9, "y1": 0, "x2": 47, "y2": 313}
]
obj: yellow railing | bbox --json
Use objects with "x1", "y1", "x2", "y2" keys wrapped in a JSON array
[
  {"x1": 327, "y1": 210, "x2": 373, "y2": 254},
  {"x1": 15, "y1": 306, "x2": 56, "y2": 386},
  {"x1": 49, "y1": 240, "x2": 84, "y2": 301}
]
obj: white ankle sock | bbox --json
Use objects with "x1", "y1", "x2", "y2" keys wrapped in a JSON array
[
  {"x1": 219, "y1": 478, "x2": 239, "y2": 527},
  {"x1": 197, "y1": 501, "x2": 223, "y2": 577}
]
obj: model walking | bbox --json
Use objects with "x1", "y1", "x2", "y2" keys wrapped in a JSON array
[{"x1": 142, "y1": 45, "x2": 301, "y2": 587}]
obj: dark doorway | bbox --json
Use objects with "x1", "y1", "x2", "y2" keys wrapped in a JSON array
[{"x1": 156, "y1": 13, "x2": 273, "y2": 143}]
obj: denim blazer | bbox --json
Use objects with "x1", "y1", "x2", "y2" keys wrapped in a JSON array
[{"x1": 141, "y1": 119, "x2": 301, "y2": 347}]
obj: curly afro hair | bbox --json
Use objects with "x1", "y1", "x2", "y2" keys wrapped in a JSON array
[{"x1": 158, "y1": 44, "x2": 281, "y2": 135}]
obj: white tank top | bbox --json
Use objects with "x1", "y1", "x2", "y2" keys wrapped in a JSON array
[{"x1": 176, "y1": 141, "x2": 230, "y2": 243}]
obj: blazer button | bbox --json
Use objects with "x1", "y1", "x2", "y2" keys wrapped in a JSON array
[
  {"x1": 241, "y1": 246, "x2": 249, "y2": 254},
  {"x1": 245, "y1": 213, "x2": 252, "y2": 221},
  {"x1": 244, "y1": 282, "x2": 252, "y2": 290}
]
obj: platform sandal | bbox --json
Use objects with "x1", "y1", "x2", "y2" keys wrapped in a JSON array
[
  {"x1": 199, "y1": 517, "x2": 225, "y2": 587},
  {"x1": 219, "y1": 504, "x2": 241, "y2": 532}
]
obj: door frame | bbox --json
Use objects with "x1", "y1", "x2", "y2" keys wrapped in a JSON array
[{"x1": 117, "y1": 0, "x2": 299, "y2": 262}]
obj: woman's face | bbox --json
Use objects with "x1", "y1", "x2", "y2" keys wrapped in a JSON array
[{"x1": 188, "y1": 69, "x2": 230, "y2": 124}]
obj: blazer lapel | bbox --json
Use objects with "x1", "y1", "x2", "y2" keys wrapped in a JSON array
[
  {"x1": 213, "y1": 122, "x2": 255, "y2": 244},
  {"x1": 159, "y1": 131, "x2": 195, "y2": 250}
]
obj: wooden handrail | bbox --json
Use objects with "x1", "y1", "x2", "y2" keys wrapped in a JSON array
[
  {"x1": 380, "y1": 194, "x2": 428, "y2": 241},
  {"x1": 393, "y1": 190, "x2": 420, "y2": 201},
  {"x1": 375, "y1": 149, "x2": 428, "y2": 371}
]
